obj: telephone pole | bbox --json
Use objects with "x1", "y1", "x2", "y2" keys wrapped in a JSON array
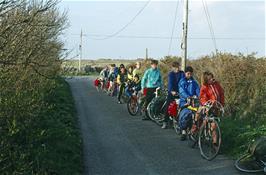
[
  {"x1": 79, "y1": 29, "x2": 87, "y2": 72},
  {"x1": 78, "y1": 29, "x2": 83, "y2": 72},
  {"x1": 145, "y1": 48, "x2": 148, "y2": 60},
  {"x1": 181, "y1": 0, "x2": 189, "y2": 71}
]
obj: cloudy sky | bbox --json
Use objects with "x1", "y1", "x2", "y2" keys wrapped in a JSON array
[{"x1": 59, "y1": 0, "x2": 265, "y2": 59}]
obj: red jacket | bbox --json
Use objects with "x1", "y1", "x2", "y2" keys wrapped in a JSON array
[{"x1": 200, "y1": 81, "x2": 224, "y2": 106}]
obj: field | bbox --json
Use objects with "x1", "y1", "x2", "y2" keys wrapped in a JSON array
[{"x1": 62, "y1": 59, "x2": 139, "y2": 68}]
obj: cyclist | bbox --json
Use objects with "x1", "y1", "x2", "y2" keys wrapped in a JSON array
[
  {"x1": 99, "y1": 66, "x2": 109, "y2": 89},
  {"x1": 178, "y1": 66, "x2": 200, "y2": 141},
  {"x1": 133, "y1": 62, "x2": 142, "y2": 78},
  {"x1": 193, "y1": 71, "x2": 224, "y2": 145},
  {"x1": 200, "y1": 71, "x2": 224, "y2": 106},
  {"x1": 125, "y1": 74, "x2": 141, "y2": 97},
  {"x1": 108, "y1": 64, "x2": 117, "y2": 96},
  {"x1": 117, "y1": 66, "x2": 128, "y2": 104},
  {"x1": 162, "y1": 61, "x2": 185, "y2": 129},
  {"x1": 141, "y1": 59, "x2": 163, "y2": 120},
  {"x1": 127, "y1": 66, "x2": 134, "y2": 82}
]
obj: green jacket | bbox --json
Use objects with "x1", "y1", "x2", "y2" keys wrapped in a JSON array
[{"x1": 141, "y1": 68, "x2": 163, "y2": 89}]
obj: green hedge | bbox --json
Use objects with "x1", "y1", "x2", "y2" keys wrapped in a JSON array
[{"x1": 0, "y1": 78, "x2": 83, "y2": 174}]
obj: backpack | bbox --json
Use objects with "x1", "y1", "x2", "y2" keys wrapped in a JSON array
[
  {"x1": 94, "y1": 79, "x2": 100, "y2": 86},
  {"x1": 168, "y1": 100, "x2": 178, "y2": 117}
]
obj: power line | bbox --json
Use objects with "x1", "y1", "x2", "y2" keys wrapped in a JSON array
[
  {"x1": 168, "y1": 0, "x2": 180, "y2": 56},
  {"x1": 82, "y1": 34, "x2": 265, "y2": 40},
  {"x1": 91, "y1": 0, "x2": 151, "y2": 40},
  {"x1": 202, "y1": 0, "x2": 218, "y2": 53}
]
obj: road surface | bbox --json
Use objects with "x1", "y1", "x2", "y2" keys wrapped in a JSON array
[{"x1": 67, "y1": 77, "x2": 241, "y2": 175}]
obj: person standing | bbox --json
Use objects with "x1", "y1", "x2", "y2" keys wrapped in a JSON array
[
  {"x1": 141, "y1": 60, "x2": 163, "y2": 120},
  {"x1": 162, "y1": 61, "x2": 185, "y2": 129},
  {"x1": 117, "y1": 66, "x2": 128, "y2": 104}
]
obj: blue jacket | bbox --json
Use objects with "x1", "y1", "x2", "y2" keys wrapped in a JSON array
[
  {"x1": 114, "y1": 67, "x2": 119, "y2": 77},
  {"x1": 178, "y1": 77, "x2": 200, "y2": 107},
  {"x1": 141, "y1": 68, "x2": 163, "y2": 89},
  {"x1": 168, "y1": 71, "x2": 185, "y2": 94}
]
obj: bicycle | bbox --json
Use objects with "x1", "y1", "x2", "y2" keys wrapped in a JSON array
[
  {"x1": 235, "y1": 137, "x2": 266, "y2": 173},
  {"x1": 179, "y1": 98, "x2": 224, "y2": 160},
  {"x1": 197, "y1": 100, "x2": 224, "y2": 160},
  {"x1": 127, "y1": 90, "x2": 141, "y2": 116},
  {"x1": 147, "y1": 88, "x2": 168, "y2": 126},
  {"x1": 168, "y1": 98, "x2": 181, "y2": 135},
  {"x1": 180, "y1": 96, "x2": 201, "y2": 147}
]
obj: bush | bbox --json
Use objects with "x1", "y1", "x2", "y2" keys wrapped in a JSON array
[
  {"x1": 0, "y1": 1, "x2": 82, "y2": 174},
  {"x1": 141, "y1": 54, "x2": 266, "y2": 156}
]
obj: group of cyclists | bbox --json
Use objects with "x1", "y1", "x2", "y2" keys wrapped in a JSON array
[{"x1": 95, "y1": 59, "x2": 224, "y2": 142}]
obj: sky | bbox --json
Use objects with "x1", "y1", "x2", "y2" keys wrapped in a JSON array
[{"x1": 59, "y1": 0, "x2": 265, "y2": 59}]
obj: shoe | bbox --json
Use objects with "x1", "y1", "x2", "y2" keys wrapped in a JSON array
[
  {"x1": 180, "y1": 130, "x2": 187, "y2": 141},
  {"x1": 161, "y1": 122, "x2": 167, "y2": 129},
  {"x1": 117, "y1": 101, "x2": 122, "y2": 104}
]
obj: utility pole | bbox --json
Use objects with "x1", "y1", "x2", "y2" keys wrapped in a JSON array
[
  {"x1": 181, "y1": 0, "x2": 189, "y2": 71},
  {"x1": 79, "y1": 29, "x2": 86, "y2": 72},
  {"x1": 145, "y1": 48, "x2": 148, "y2": 60}
]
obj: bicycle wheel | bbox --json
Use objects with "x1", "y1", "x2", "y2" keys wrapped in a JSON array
[
  {"x1": 154, "y1": 112, "x2": 164, "y2": 126},
  {"x1": 188, "y1": 128, "x2": 198, "y2": 148},
  {"x1": 235, "y1": 153, "x2": 265, "y2": 173},
  {"x1": 147, "y1": 101, "x2": 155, "y2": 121},
  {"x1": 199, "y1": 119, "x2": 221, "y2": 160},
  {"x1": 172, "y1": 118, "x2": 181, "y2": 135},
  {"x1": 127, "y1": 96, "x2": 139, "y2": 116}
]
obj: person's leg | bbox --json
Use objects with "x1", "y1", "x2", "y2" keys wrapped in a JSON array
[
  {"x1": 142, "y1": 88, "x2": 156, "y2": 119},
  {"x1": 162, "y1": 94, "x2": 174, "y2": 129},
  {"x1": 112, "y1": 83, "x2": 117, "y2": 96},
  {"x1": 117, "y1": 84, "x2": 123, "y2": 102},
  {"x1": 179, "y1": 108, "x2": 192, "y2": 141},
  {"x1": 145, "y1": 88, "x2": 156, "y2": 107},
  {"x1": 211, "y1": 122, "x2": 218, "y2": 145},
  {"x1": 125, "y1": 86, "x2": 132, "y2": 97},
  {"x1": 108, "y1": 81, "x2": 113, "y2": 94}
]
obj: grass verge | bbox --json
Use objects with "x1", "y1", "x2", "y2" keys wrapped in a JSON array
[
  {"x1": 34, "y1": 78, "x2": 83, "y2": 174},
  {"x1": 221, "y1": 117, "x2": 266, "y2": 158}
]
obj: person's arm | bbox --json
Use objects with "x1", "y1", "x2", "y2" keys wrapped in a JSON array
[
  {"x1": 168, "y1": 72, "x2": 173, "y2": 92},
  {"x1": 133, "y1": 69, "x2": 137, "y2": 77},
  {"x1": 195, "y1": 81, "x2": 200, "y2": 97},
  {"x1": 158, "y1": 70, "x2": 163, "y2": 89},
  {"x1": 178, "y1": 79, "x2": 190, "y2": 99},
  {"x1": 200, "y1": 86, "x2": 208, "y2": 105},
  {"x1": 134, "y1": 82, "x2": 142, "y2": 91},
  {"x1": 99, "y1": 70, "x2": 104, "y2": 77},
  {"x1": 181, "y1": 71, "x2": 185, "y2": 79},
  {"x1": 141, "y1": 70, "x2": 148, "y2": 89},
  {"x1": 217, "y1": 82, "x2": 225, "y2": 106},
  {"x1": 117, "y1": 74, "x2": 121, "y2": 85}
]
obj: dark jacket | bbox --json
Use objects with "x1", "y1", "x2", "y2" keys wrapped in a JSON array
[{"x1": 168, "y1": 71, "x2": 185, "y2": 94}]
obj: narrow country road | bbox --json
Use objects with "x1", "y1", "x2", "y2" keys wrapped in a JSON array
[{"x1": 67, "y1": 77, "x2": 241, "y2": 175}]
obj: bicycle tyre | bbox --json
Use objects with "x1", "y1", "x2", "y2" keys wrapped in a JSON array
[
  {"x1": 235, "y1": 153, "x2": 265, "y2": 173},
  {"x1": 127, "y1": 97, "x2": 139, "y2": 116},
  {"x1": 173, "y1": 118, "x2": 181, "y2": 135},
  {"x1": 147, "y1": 102, "x2": 155, "y2": 121},
  {"x1": 199, "y1": 119, "x2": 221, "y2": 160}
]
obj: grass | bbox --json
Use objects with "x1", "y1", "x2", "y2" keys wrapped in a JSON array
[
  {"x1": 220, "y1": 117, "x2": 266, "y2": 158},
  {"x1": 62, "y1": 59, "x2": 137, "y2": 69},
  {"x1": 27, "y1": 78, "x2": 83, "y2": 174}
]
